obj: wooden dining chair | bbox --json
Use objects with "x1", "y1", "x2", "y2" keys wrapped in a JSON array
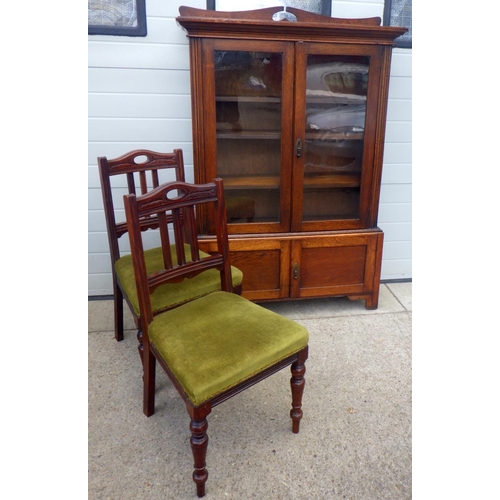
[
  {"x1": 98, "y1": 149, "x2": 243, "y2": 354},
  {"x1": 123, "y1": 178, "x2": 309, "y2": 497}
]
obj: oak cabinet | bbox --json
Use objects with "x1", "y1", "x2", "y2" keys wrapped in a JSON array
[{"x1": 177, "y1": 6, "x2": 406, "y2": 308}]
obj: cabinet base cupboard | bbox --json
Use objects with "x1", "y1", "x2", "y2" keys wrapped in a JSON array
[{"x1": 177, "y1": 6, "x2": 406, "y2": 309}]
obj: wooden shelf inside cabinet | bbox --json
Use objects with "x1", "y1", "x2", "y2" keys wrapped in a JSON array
[
  {"x1": 217, "y1": 131, "x2": 281, "y2": 140},
  {"x1": 304, "y1": 174, "x2": 360, "y2": 188},
  {"x1": 223, "y1": 176, "x2": 280, "y2": 189},
  {"x1": 216, "y1": 96, "x2": 281, "y2": 103},
  {"x1": 305, "y1": 130, "x2": 364, "y2": 141},
  {"x1": 223, "y1": 174, "x2": 360, "y2": 190},
  {"x1": 306, "y1": 94, "x2": 367, "y2": 105}
]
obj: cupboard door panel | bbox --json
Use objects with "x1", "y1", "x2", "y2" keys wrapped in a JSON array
[
  {"x1": 198, "y1": 237, "x2": 290, "y2": 301},
  {"x1": 290, "y1": 232, "x2": 383, "y2": 304},
  {"x1": 301, "y1": 245, "x2": 366, "y2": 287}
]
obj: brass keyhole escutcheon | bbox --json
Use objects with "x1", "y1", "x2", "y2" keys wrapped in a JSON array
[
  {"x1": 296, "y1": 138, "x2": 302, "y2": 157},
  {"x1": 293, "y1": 262, "x2": 299, "y2": 280}
]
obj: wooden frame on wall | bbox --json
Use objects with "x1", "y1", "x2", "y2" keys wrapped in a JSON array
[
  {"x1": 206, "y1": 0, "x2": 331, "y2": 17},
  {"x1": 88, "y1": 0, "x2": 147, "y2": 37}
]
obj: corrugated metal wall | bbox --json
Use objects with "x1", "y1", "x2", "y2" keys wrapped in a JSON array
[{"x1": 88, "y1": 0, "x2": 412, "y2": 296}]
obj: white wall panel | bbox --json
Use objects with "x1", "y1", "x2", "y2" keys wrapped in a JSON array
[
  {"x1": 89, "y1": 206, "x2": 106, "y2": 228},
  {"x1": 88, "y1": 189, "x2": 105, "y2": 211},
  {"x1": 383, "y1": 143, "x2": 412, "y2": 164},
  {"x1": 89, "y1": 94, "x2": 192, "y2": 118},
  {"x1": 385, "y1": 121, "x2": 412, "y2": 143},
  {"x1": 381, "y1": 259, "x2": 411, "y2": 280},
  {"x1": 379, "y1": 222, "x2": 412, "y2": 242},
  {"x1": 89, "y1": 233, "x2": 109, "y2": 254},
  {"x1": 88, "y1": 118, "x2": 193, "y2": 142},
  {"x1": 89, "y1": 68, "x2": 191, "y2": 94},
  {"x1": 387, "y1": 99, "x2": 412, "y2": 121},
  {"x1": 381, "y1": 164, "x2": 411, "y2": 184},
  {"x1": 88, "y1": 0, "x2": 412, "y2": 295},
  {"x1": 378, "y1": 203, "x2": 411, "y2": 223},
  {"x1": 391, "y1": 50, "x2": 412, "y2": 77},
  {"x1": 90, "y1": 274, "x2": 114, "y2": 296},
  {"x1": 382, "y1": 240, "x2": 411, "y2": 260},
  {"x1": 90, "y1": 254, "x2": 113, "y2": 275},
  {"x1": 380, "y1": 184, "x2": 412, "y2": 204},
  {"x1": 388, "y1": 76, "x2": 412, "y2": 99},
  {"x1": 88, "y1": 42, "x2": 190, "y2": 70}
]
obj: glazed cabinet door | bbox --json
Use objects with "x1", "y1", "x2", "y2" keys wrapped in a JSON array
[
  {"x1": 291, "y1": 43, "x2": 383, "y2": 232},
  {"x1": 198, "y1": 39, "x2": 295, "y2": 235}
]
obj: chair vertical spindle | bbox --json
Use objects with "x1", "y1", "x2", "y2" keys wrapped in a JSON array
[
  {"x1": 215, "y1": 183, "x2": 232, "y2": 293},
  {"x1": 158, "y1": 212, "x2": 173, "y2": 269},
  {"x1": 126, "y1": 172, "x2": 136, "y2": 195},
  {"x1": 139, "y1": 171, "x2": 148, "y2": 195},
  {"x1": 186, "y1": 206, "x2": 200, "y2": 261},
  {"x1": 152, "y1": 169, "x2": 160, "y2": 188},
  {"x1": 173, "y1": 208, "x2": 186, "y2": 265}
]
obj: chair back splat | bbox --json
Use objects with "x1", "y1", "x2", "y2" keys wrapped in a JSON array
[
  {"x1": 125, "y1": 180, "x2": 233, "y2": 326},
  {"x1": 123, "y1": 178, "x2": 309, "y2": 498},
  {"x1": 99, "y1": 149, "x2": 185, "y2": 260}
]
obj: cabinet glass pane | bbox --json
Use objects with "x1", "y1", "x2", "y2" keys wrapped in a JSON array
[
  {"x1": 215, "y1": 50, "x2": 282, "y2": 224},
  {"x1": 303, "y1": 54, "x2": 369, "y2": 221}
]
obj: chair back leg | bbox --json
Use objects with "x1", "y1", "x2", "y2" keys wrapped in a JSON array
[
  {"x1": 113, "y1": 279, "x2": 125, "y2": 342},
  {"x1": 143, "y1": 348, "x2": 156, "y2": 417}
]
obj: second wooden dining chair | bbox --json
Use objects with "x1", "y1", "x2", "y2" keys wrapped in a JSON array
[
  {"x1": 123, "y1": 178, "x2": 309, "y2": 497},
  {"x1": 98, "y1": 149, "x2": 243, "y2": 356}
]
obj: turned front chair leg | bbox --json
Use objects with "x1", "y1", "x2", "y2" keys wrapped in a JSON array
[
  {"x1": 290, "y1": 358, "x2": 306, "y2": 433},
  {"x1": 190, "y1": 417, "x2": 209, "y2": 497},
  {"x1": 187, "y1": 404, "x2": 212, "y2": 498}
]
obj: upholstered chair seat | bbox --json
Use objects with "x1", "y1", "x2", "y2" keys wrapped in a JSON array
[{"x1": 148, "y1": 291, "x2": 309, "y2": 406}]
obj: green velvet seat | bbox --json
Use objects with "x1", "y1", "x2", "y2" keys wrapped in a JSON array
[
  {"x1": 149, "y1": 291, "x2": 308, "y2": 406},
  {"x1": 115, "y1": 245, "x2": 243, "y2": 317}
]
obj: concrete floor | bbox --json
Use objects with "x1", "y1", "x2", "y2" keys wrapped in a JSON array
[{"x1": 88, "y1": 283, "x2": 411, "y2": 499}]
